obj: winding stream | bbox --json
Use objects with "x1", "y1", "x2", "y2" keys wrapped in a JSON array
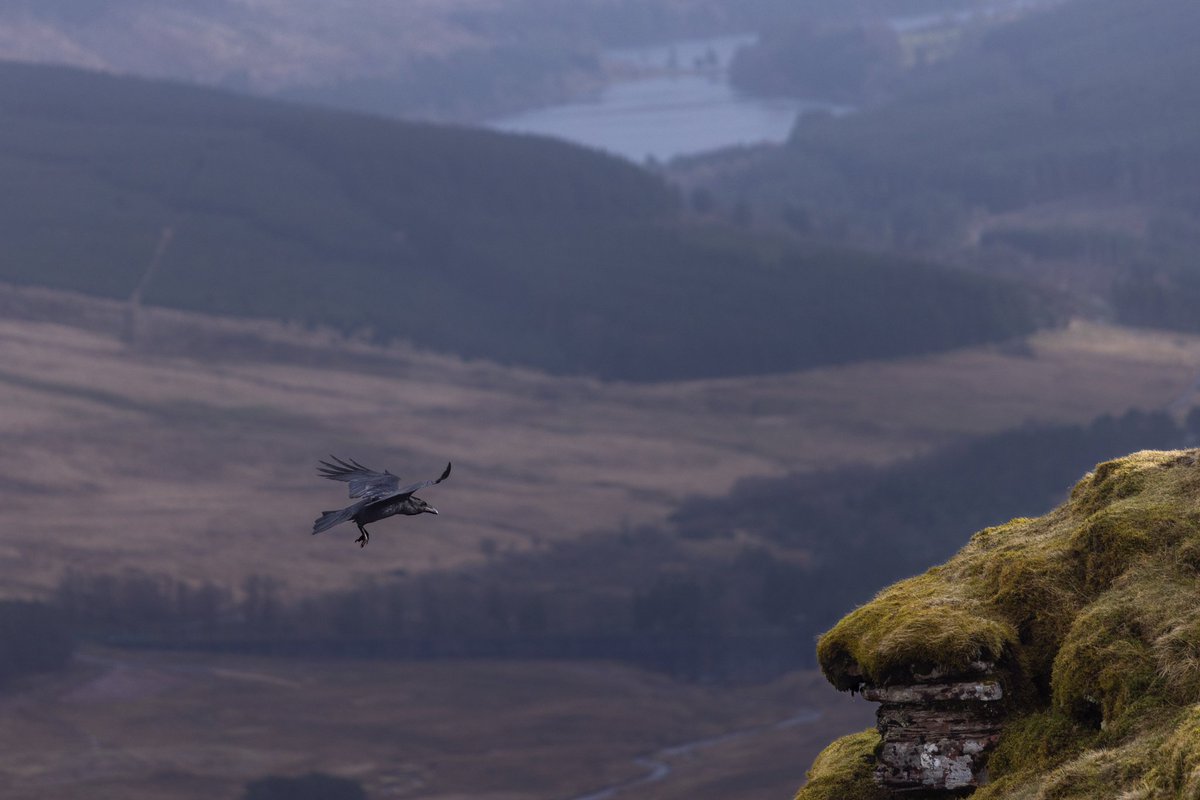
[{"x1": 567, "y1": 708, "x2": 822, "y2": 800}]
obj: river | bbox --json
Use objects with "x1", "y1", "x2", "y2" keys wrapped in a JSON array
[{"x1": 566, "y1": 708, "x2": 823, "y2": 800}]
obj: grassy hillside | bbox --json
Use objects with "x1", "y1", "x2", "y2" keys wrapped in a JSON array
[
  {"x1": 798, "y1": 449, "x2": 1200, "y2": 798},
  {"x1": 0, "y1": 61, "x2": 1045, "y2": 380}
]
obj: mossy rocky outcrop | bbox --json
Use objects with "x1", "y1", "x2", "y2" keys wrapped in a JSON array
[
  {"x1": 796, "y1": 450, "x2": 1200, "y2": 799},
  {"x1": 866, "y1": 674, "x2": 1005, "y2": 791}
]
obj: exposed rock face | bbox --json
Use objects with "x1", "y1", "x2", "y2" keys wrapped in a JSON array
[
  {"x1": 795, "y1": 450, "x2": 1200, "y2": 800},
  {"x1": 862, "y1": 678, "x2": 1004, "y2": 792}
]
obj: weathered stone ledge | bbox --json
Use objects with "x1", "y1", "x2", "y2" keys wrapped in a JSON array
[
  {"x1": 862, "y1": 680, "x2": 1003, "y2": 704},
  {"x1": 864, "y1": 677, "x2": 1005, "y2": 793},
  {"x1": 911, "y1": 661, "x2": 994, "y2": 682}
]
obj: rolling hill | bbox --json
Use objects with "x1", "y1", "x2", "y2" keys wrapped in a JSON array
[
  {"x1": 700, "y1": 0, "x2": 1200, "y2": 230},
  {"x1": 683, "y1": 0, "x2": 1200, "y2": 328},
  {"x1": 0, "y1": 61, "x2": 1045, "y2": 381}
]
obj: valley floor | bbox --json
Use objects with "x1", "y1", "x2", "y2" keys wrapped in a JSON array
[{"x1": 0, "y1": 648, "x2": 874, "y2": 800}]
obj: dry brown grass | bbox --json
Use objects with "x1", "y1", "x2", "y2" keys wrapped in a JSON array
[
  {"x1": 0, "y1": 284, "x2": 1198, "y2": 595},
  {"x1": 0, "y1": 648, "x2": 875, "y2": 800}
]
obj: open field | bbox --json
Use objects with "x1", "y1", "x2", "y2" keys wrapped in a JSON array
[
  {"x1": 1, "y1": 283, "x2": 1199, "y2": 594},
  {"x1": 0, "y1": 647, "x2": 875, "y2": 800}
]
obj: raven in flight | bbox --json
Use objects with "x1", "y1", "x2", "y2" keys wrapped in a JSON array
[{"x1": 312, "y1": 457, "x2": 451, "y2": 547}]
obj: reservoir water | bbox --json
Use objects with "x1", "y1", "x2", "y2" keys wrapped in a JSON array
[{"x1": 487, "y1": 34, "x2": 841, "y2": 164}]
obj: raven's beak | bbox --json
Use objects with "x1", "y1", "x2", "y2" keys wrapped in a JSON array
[{"x1": 425, "y1": 507, "x2": 439, "y2": 515}]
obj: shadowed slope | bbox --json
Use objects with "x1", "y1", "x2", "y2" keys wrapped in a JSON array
[{"x1": 0, "y1": 61, "x2": 1045, "y2": 380}]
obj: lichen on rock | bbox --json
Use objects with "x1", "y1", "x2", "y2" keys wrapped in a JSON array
[
  {"x1": 870, "y1": 677, "x2": 1005, "y2": 792},
  {"x1": 795, "y1": 450, "x2": 1200, "y2": 799}
]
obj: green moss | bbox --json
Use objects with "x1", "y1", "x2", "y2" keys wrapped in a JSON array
[
  {"x1": 805, "y1": 450, "x2": 1200, "y2": 799},
  {"x1": 1068, "y1": 452, "x2": 1157, "y2": 514},
  {"x1": 1145, "y1": 706, "x2": 1200, "y2": 796},
  {"x1": 819, "y1": 451, "x2": 1200, "y2": 692},
  {"x1": 1024, "y1": 741, "x2": 1154, "y2": 800},
  {"x1": 817, "y1": 571, "x2": 1018, "y2": 691},
  {"x1": 980, "y1": 539, "x2": 1079, "y2": 690},
  {"x1": 794, "y1": 730, "x2": 888, "y2": 800},
  {"x1": 1067, "y1": 504, "x2": 1197, "y2": 592},
  {"x1": 984, "y1": 711, "x2": 1097, "y2": 780},
  {"x1": 1050, "y1": 554, "x2": 1200, "y2": 735},
  {"x1": 1052, "y1": 582, "x2": 1163, "y2": 726},
  {"x1": 969, "y1": 715, "x2": 1164, "y2": 800}
]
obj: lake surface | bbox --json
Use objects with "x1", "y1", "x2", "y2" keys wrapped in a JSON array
[
  {"x1": 488, "y1": 6, "x2": 1050, "y2": 164},
  {"x1": 488, "y1": 34, "x2": 841, "y2": 164},
  {"x1": 891, "y1": 0, "x2": 1047, "y2": 32}
]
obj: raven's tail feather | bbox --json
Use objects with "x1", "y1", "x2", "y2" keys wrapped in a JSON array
[{"x1": 313, "y1": 507, "x2": 354, "y2": 534}]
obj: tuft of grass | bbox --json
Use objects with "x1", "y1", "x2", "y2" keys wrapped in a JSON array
[
  {"x1": 794, "y1": 729, "x2": 888, "y2": 800},
  {"x1": 983, "y1": 710, "x2": 1098, "y2": 780},
  {"x1": 1145, "y1": 706, "x2": 1200, "y2": 797},
  {"x1": 816, "y1": 569, "x2": 1018, "y2": 692},
  {"x1": 804, "y1": 450, "x2": 1200, "y2": 799}
]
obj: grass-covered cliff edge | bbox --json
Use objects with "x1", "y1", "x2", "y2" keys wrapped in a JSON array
[{"x1": 797, "y1": 449, "x2": 1200, "y2": 799}]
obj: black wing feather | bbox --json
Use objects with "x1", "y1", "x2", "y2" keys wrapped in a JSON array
[
  {"x1": 317, "y1": 456, "x2": 400, "y2": 500},
  {"x1": 395, "y1": 462, "x2": 452, "y2": 497}
]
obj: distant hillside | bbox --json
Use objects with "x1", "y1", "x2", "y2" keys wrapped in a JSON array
[
  {"x1": 729, "y1": 20, "x2": 903, "y2": 104},
  {"x1": 0, "y1": 62, "x2": 1045, "y2": 380},
  {"x1": 0, "y1": 0, "x2": 968, "y2": 123},
  {"x1": 708, "y1": 0, "x2": 1200, "y2": 232},
  {"x1": 799, "y1": 448, "x2": 1200, "y2": 798},
  {"x1": 687, "y1": 0, "x2": 1200, "y2": 327}
]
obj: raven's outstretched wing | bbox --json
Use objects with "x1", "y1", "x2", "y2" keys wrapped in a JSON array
[
  {"x1": 395, "y1": 462, "x2": 452, "y2": 497},
  {"x1": 317, "y1": 456, "x2": 399, "y2": 500}
]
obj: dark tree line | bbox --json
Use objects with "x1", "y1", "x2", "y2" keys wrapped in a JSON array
[
  {"x1": 715, "y1": 0, "x2": 1200, "y2": 259},
  {"x1": 672, "y1": 409, "x2": 1190, "y2": 617},
  {"x1": 242, "y1": 773, "x2": 366, "y2": 800},
  {"x1": 730, "y1": 20, "x2": 903, "y2": 103},
  {"x1": 0, "y1": 601, "x2": 74, "y2": 686},
  {"x1": 53, "y1": 545, "x2": 813, "y2": 682}
]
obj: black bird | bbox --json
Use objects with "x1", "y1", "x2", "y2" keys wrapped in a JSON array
[{"x1": 312, "y1": 457, "x2": 451, "y2": 547}]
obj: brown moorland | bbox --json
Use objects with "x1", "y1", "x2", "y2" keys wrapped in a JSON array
[{"x1": 0, "y1": 283, "x2": 1198, "y2": 596}]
